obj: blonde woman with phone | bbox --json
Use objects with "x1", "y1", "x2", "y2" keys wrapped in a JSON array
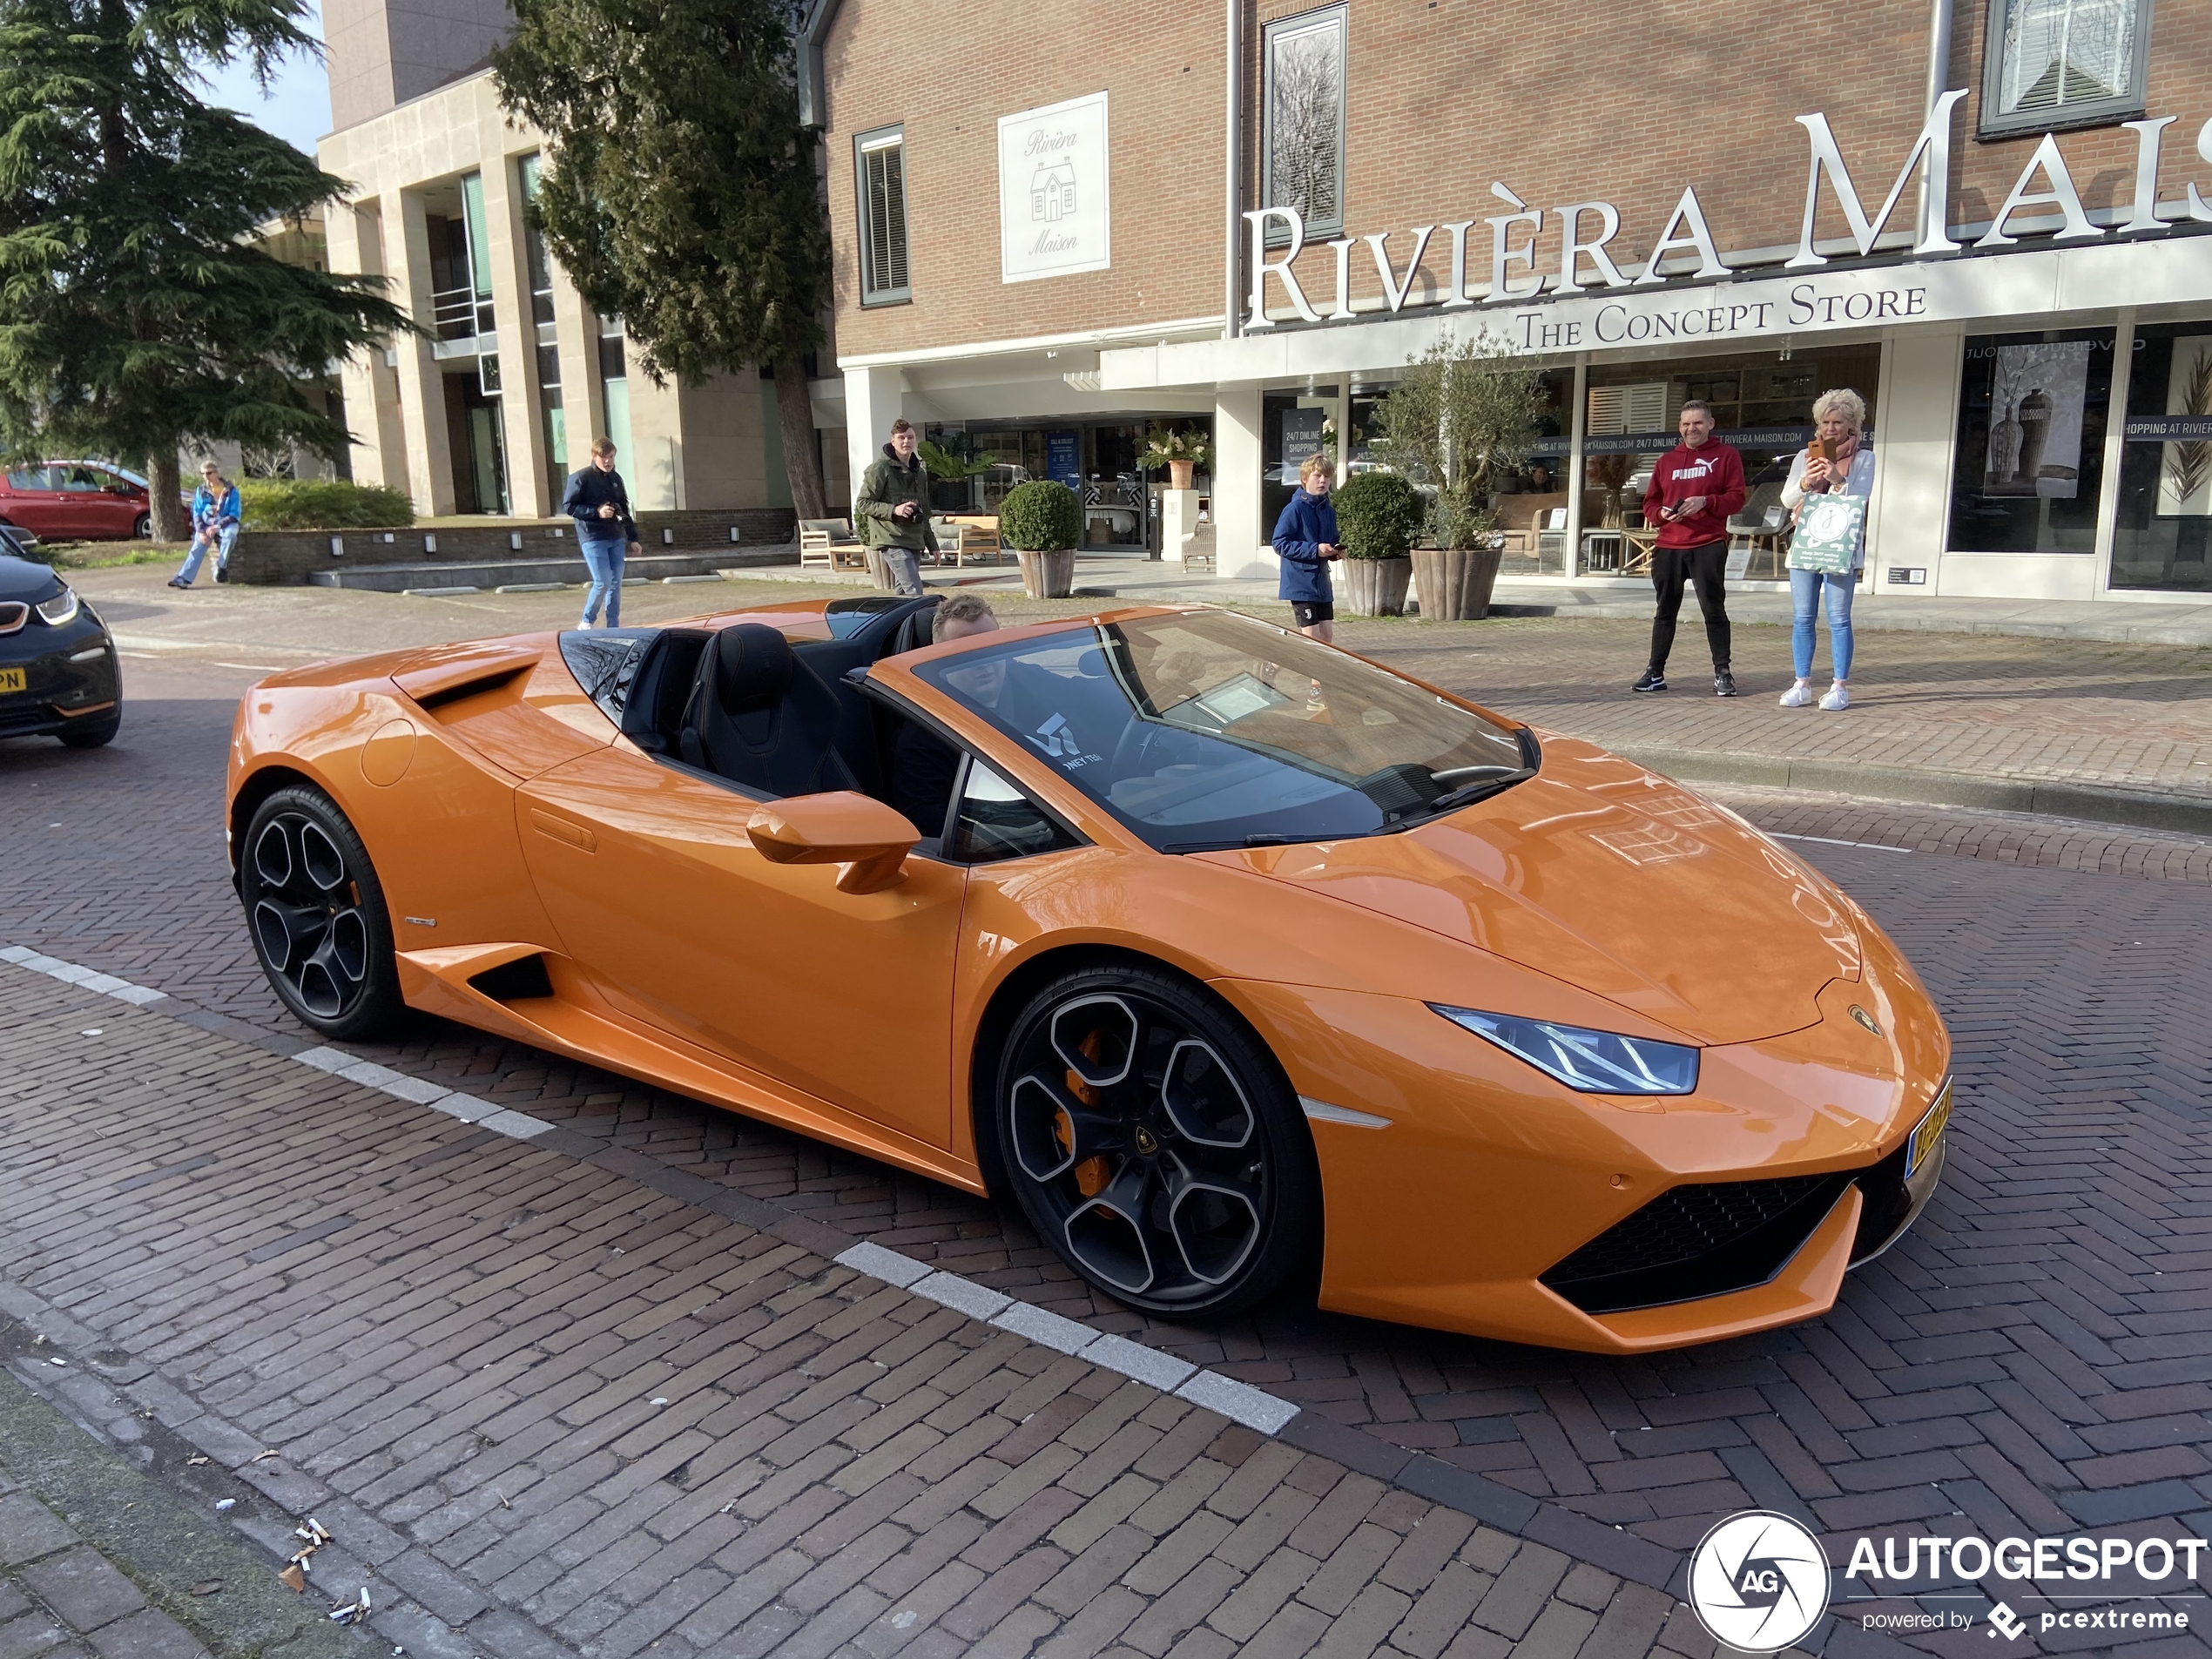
[{"x1": 1779, "y1": 389, "x2": 1875, "y2": 710}]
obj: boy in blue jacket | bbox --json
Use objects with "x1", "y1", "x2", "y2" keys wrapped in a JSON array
[{"x1": 1272, "y1": 452, "x2": 1341, "y2": 642}]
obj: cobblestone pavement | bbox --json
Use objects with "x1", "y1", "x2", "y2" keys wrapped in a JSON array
[
  {"x1": 0, "y1": 965, "x2": 1704, "y2": 1659},
  {"x1": 0, "y1": 1470, "x2": 214, "y2": 1659},
  {"x1": 3, "y1": 650, "x2": 2209, "y2": 1655}
]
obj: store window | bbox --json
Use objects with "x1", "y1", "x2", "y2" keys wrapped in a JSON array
[
  {"x1": 1979, "y1": 0, "x2": 2151, "y2": 137},
  {"x1": 1263, "y1": 6, "x2": 1345, "y2": 241},
  {"x1": 1948, "y1": 329, "x2": 2115, "y2": 555},
  {"x1": 855, "y1": 126, "x2": 910, "y2": 306},
  {"x1": 2110, "y1": 323, "x2": 2212, "y2": 592},
  {"x1": 1577, "y1": 347, "x2": 1880, "y2": 571},
  {"x1": 1262, "y1": 389, "x2": 1339, "y2": 536}
]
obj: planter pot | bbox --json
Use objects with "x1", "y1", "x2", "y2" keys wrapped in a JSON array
[
  {"x1": 1168, "y1": 459, "x2": 1196, "y2": 490},
  {"x1": 1340, "y1": 556, "x2": 1413, "y2": 617},
  {"x1": 1411, "y1": 543, "x2": 1505, "y2": 622},
  {"x1": 1016, "y1": 547, "x2": 1076, "y2": 599}
]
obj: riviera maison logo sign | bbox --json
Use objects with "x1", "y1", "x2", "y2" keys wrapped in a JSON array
[{"x1": 1245, "y1": 93, "x2": 2212, "y2": 336}]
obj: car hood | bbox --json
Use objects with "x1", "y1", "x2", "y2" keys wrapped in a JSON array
[
  {"x1": 1204, "y1": 736, "x2": 1862, "y2": 1047},
  {"x1": 0, "y1": 556, "x2": 63, "y2": 605}
]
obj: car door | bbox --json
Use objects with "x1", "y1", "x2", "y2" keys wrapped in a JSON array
[
  {"x1": 516, "y1": 744, "x2": 968, "y2": 1150},
  {"x1": 49, "y1": 467, "x2": 117, "y2": 538},
  {"x1": 78, "y1": 468, "x2": 140, "y2": 537},
  {"x1": 1, "y1": 469, "x2": 64, "y2": 536}
]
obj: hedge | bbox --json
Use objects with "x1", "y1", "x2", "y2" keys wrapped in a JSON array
[{"x1": 239, "y1": 479, "x2": 415, "y2": 530}]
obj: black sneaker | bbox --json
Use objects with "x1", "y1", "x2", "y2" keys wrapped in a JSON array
[
  {"x1": 1714, "y1": 670, "x2": 1737, "y2": 697},
  {"x1": 215, "y1": 567, "x2": 228, "y2": 583},
  {"x1": 1631, "y1": 668, "x2": 1668, "y2": 693}
]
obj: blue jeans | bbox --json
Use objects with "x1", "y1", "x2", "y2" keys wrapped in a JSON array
[
  {"x1": 1791, "y1": 568, "x2": 1857, "y2": 680},
  {"x1": 175, "y1": 523, "x2": 237, "y2": 584},
  {"x1": 579, "y1": 536, "x2": 626, "y2": 625}
]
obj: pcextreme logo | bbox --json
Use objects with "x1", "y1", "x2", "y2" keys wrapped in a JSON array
[{"x1": 1689, "y1": 1512, "x2": 2209, "y2": 1650}]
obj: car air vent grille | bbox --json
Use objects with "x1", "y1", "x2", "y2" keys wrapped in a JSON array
[
  {"x1": 1540, "y1": 1171, "x2": 1855, "y2": 1315},
  {"x1": 0, "y1": 602, "x2": 26, "y2": 635},
  {"x1": 469, "y1": 954, "x2": 555, "y2": 1001}
]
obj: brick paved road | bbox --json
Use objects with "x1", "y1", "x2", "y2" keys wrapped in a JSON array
[
  {"x1": 0, "y1": 966, "x2": 1702, "y2": 1659},
  {"x1": 3, "y1": 651, "x2": 2209, "y2": 1655}
]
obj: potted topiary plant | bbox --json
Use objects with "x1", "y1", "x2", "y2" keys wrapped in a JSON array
[
  {"x1": 1138, "y1": 422, "x2": 1211, "y2": 491},
  {"x1": 1371, "y1": 334, "x2": 1546, "y2": 620},
  {"x1": 999, "y1": 479, "x2": 1082, "y2": 597},
  {"x1": 1330, "y1": 470, "x2": 1426, "y2": 617}
]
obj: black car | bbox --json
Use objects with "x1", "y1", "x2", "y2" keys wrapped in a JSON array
[{"x1": 0, "y1": 536, "x2": 121, "y2": 748}]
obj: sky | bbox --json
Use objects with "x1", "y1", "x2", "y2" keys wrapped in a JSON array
[{"x1": 194, "y1": 0, "x2": 334, "y2": 157}]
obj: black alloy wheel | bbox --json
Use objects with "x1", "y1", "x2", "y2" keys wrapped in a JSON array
[
  {"x1": 996, "y1": 965, "x2": 1319, "y2": 1318},
  {"x1": 240, "y1": 786, "x2": 401, "y2": 1039}
]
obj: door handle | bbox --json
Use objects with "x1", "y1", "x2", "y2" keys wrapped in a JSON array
[{"x1": 529, "y1": 808, "x2": 597, "y2": 853}]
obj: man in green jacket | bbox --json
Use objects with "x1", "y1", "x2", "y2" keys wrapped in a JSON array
[{"x1": 855, "y1": 418, "x2": 938, "y2": 597}]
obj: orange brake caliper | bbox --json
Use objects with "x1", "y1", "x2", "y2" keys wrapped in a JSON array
[{"x1": 1062, "y1": 1029, "x2": 1111, "y2": 1197}]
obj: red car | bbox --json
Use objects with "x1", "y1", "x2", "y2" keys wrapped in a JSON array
[{"x1": 0, "y1": 462, "x2": 154, "y2": 541}]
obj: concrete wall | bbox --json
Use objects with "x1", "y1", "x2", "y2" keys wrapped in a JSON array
[{"x1": 227, "y1": 508, "x2": 798, "y2": 584}]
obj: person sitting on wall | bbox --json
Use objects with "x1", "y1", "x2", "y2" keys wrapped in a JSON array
[
  {"x1": 169, "y1": 460, "x2": 240, "y2": 589},
  {"x1": 1272, "y1": 452, "x2": 1341, "y2": 644},
  {"x1": 562, "y1": 436, "x2": 642, "y2": 630}
]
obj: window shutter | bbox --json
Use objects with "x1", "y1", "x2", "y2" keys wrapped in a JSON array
[{"x1": 860, "y1": 137, "x2": 909, "y2": 300}]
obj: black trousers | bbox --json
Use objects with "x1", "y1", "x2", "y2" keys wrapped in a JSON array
[{"x1": 1648, "y1": 539, "x2": 1731, "y2": 673}]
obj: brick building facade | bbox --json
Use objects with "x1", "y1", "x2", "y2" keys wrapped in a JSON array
[{"x1": 806, "y1": 0, "x2": 2212, "y2": 603}]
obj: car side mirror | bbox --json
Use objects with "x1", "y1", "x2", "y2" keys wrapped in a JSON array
[{"x1": 746, "y1": 792, "x2": 921, "y2": 894}]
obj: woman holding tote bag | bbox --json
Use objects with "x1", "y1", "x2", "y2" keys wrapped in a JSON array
[{"x1": 1778, "y1": 388, "x2": 1876, "y2": 711}]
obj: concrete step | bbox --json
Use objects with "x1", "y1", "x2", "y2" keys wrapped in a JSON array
[{"x1": 306, "y1": 548, "x2": 794, "y2": 593}]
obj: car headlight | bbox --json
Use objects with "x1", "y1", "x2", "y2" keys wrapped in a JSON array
[
  {"x1": 1431, "y1": 1004, "x2": 1699, "y2": 1095},
  {"x1": 35, "y1": 588, "x2": 78, "y2": 626}
]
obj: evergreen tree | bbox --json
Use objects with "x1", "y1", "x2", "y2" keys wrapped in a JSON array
[
  {"x1": 0, "y1": 0, "x2": 408, "y2": 538},
  {"x1": 493, "y1": 0, "x2": 831, "y2": 519}
]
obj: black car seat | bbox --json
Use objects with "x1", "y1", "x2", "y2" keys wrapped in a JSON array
[
  {"x1": 617, "y1": 629, "x2": 711, "y2": 754},
  {"x1": 885, "y1": 600, "x2": 941, "y2": 658},
  {"x1": 679, "y1": 623, "x2": 859, "y2": 798}
]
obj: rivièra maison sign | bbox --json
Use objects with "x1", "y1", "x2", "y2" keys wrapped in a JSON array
[{"x1": 1244, "y1": 92, "x2": 2212, "y2": 334}]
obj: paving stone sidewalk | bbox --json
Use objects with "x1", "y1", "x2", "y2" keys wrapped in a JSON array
[{"x1": 0, "y1": 963, "x2": 1719, "y2": 1659}]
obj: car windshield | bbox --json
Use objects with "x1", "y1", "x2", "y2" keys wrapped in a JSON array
[{"x1": 913, "y1": 610, "x2": 1533, "y2": 851}]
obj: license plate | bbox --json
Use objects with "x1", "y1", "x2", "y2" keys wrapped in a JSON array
[
  {"x1": 0, "y1": 667, "x2": 24, "y2": 694},
  {"x1": 1906, "y1": 1079, "x2": 1953, "y2": 1177}
]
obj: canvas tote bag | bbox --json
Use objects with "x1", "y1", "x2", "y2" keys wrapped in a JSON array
[{"x1": 1788, "y1": 490, "x2": 1865, "y2": 575}]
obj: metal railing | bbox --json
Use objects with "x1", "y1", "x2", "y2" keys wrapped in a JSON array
[{"x1": 430, "y1": 286, "x2": 496, "y2": 344}]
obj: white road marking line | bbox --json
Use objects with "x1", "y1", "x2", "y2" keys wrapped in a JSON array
[
  {"x1": 0, "y1": 945, "x2": 167, "y2": 1004},
  {"x1": 837, "y1": 1243, "x2": 1294, "y2": 1436},
  {"x1": 1770, "y1": 833, "x2": 1912, "y2": 854},
  {"x1": 3, "y1": 946, "x2": 1300, "y2": 1436}
]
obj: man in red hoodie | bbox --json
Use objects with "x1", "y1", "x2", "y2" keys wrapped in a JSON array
[{"x1": 1633, "y1": 401, "x2": 1747, "y2": 697}]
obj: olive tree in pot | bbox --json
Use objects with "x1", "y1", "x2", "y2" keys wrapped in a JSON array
[
  {"x1": 1371, "y1": 335, "x2": 1547, "y2": 620},
  {"x1": 1331, "y1": 470, "x2": 1426, "y2": 617},
  {"x1": 1000, "y1": 480, "x2": 1081, "y2": 598}
]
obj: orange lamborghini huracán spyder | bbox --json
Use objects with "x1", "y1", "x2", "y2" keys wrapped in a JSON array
[{"x1": 226, "y1": 596, "x2": 1952, "y2": 1353}]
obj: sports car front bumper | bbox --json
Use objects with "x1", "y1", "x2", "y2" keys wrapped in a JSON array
[
  {"x1": 0, "y1": 603, "x2": 119, "y2": 739},
  {"x1": 1223, "y1": 965, "x2": 1952, "y2": 1353}
]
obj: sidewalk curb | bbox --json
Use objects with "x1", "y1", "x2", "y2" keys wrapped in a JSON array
[{"x1": 1615, "y1": 744, "x2": 2212, "y2": 837}]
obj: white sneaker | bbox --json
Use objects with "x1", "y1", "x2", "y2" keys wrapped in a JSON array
[
  {"x1": 1778, "y1": 682, "x2": 1813, "y2": 708},
  {"x1": 1818, "y1": 683, "x2": 1850, "y2": 711}
]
